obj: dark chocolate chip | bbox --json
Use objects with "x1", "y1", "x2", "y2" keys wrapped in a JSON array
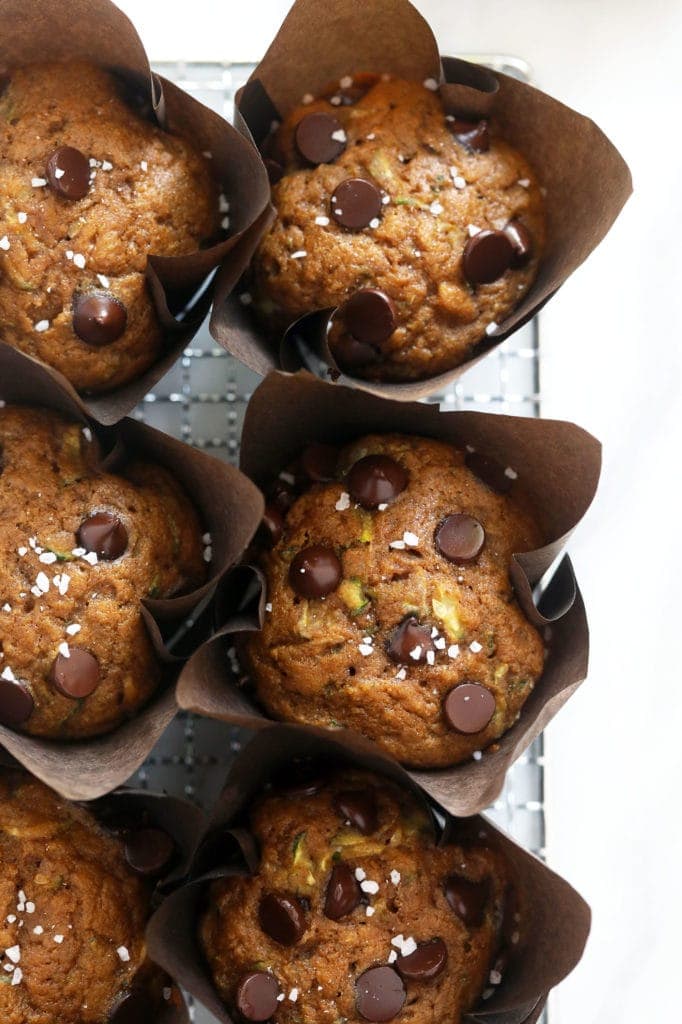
[
  {"x1": 444, "y1": 875, "x2": 491, "y2": 928},
  {"x1": 387, "y1": 617, "x2": 434, "y2": 664},
  {"x1": 108, "y1": 989, "x2": 156, "y2": 1024},
  {"x1": 434, "y1": 514, "x2": 485, "y2": 563},
  {"x1": 464, "y1": 451, "x2": 513, "y2": 495},
  {"x1": 324, "y1": 862, "x2": 362, "y2": 920},
  {"x1": 258, "y1": 893, "x2": 307, "y2": 946},
  {"x1": 300, "y1": 443, "x2": 338, "y2": 482},
  {"x1": 235, "y1": 971, "x2": 280, "y2": 1021},
  {"x1": 447, "y1": 117, "x2": 490, "y2": 152},
  {"x1": 270, "y1": 479, "x2": 297, "y2": 514},
  {"x1": 77, "y1": 511, "x2": 128, "y2": 560},
  {"x1": 275, "y1": 759, "x2": 326, "y2": 798},
  {"x1": 355, "y1": 966, "x2": 406, "y2": 1022},
  {"x1": 396, "y1": 938, "x2": 448, "y2": 981},
  {"x1": 347, "y1": 454, "x2": 407, "y2": 509},
  {"x1": 334, "y1": 789, "x2": 378, "y2": 835},
  {"x1": 73, "y1": 292, "x2": 127, "y2": 347},
  {"x1": 443, "y1": 683, "x2": 495, "y2": 734},
  {"x1": 505, "y1": 219, "x2": 533, "y2": 267},
  {"x1": 463, "y1": 229, "x2": 515, "y2": 285},
  {"x1": 0, "y1": 677, "x2": 34, "y2": 727},
  {"x1": 288, "y1": 545, "x2": 341, "y2": 598},
  {"x1": 124, "y1": 828, "x2": 175, "y2": 876},
  {"x1": 331, "y1": 178, "x2": 383, "y2": 230},
  {"x1": 264, "y1": 158, "x2": 284, "y2": 185},
  {"x1": 50, "y1": 648, "x2": 100, "y2": 699},
  {"x1": 46, "y1": 145, "x2": 91, "y2": 200},
  {"x1": 295, "y1": 112, "x2": 346, "y2": 164},
  {"x1": 330, "y1": 332, "x2": 381, "y2": 371},
  {"x1": 339, "y1": 289, "x2": 396, "y2": 345}
]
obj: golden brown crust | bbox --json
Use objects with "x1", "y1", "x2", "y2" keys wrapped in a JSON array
[
  {"x1": 0, "y1": 405, "x2": 206, "y2": 738},
  {"x1": 242, "y1": 434, "x2": 545, "y2": 767},
  {"x1": 251, "y1": 76, "x2": 545, "y2": 381},
  {"x1": 0, "y1": 61, "x2": 220, "y2": 393},
  {"x1": 200, "y1": 770, "x2": 508, "y2": 1024},
  {"x1": 0, "y1": 771, "x2": 154, "y2": 1024}
]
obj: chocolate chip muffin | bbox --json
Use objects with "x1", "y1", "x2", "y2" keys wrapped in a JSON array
[
  {"x1": 241, "y1": 434, "x2": 545, "y2": 768},
  {"x1": 0, "y1": 768, "x2": 179, "y2": 1024},
  {"x1": 250, "y1": 75, "x2": 544, "y2": 381},
  {"x1": 0, "y1": 405, "x2": 206, "y2": 739},
  {"x1": 0, "y1": 61, "x2": 220, "y2": 393},
  {"x1": 200, "y1": 768, "x2": 514, "y2": 1024}
]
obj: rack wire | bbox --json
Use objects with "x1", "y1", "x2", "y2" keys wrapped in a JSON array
[{"x1": 132, "y1": 59, "x2": 545, "y2": 1024}]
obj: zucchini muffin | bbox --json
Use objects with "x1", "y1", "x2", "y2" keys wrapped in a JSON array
[
  {"x1": 0, "y1": 768, "x2": 178, "y2": 1024},
  {"x1": 241, "y1": 434, "x2": 545, "y2": 768},
  {"x1": 200, "y1": 768, "x2": 514, "y2": 1024},
  {"x1": 0, "y1": 61, "x2": 220, "y2": 393},
  {"x1": 250, "y1": 74, "x2": 544, "y2": 381},
  {"x1": 0, "y1": 405, "x2": 205, "y2": 739}
]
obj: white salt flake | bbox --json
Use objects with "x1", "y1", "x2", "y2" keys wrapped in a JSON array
[
  {"x1": 102, "y1": 160, "x2": 113, "y2": 171},
  {"x1": 426, "y1": 650, "x2": 435, "y2": 666},
  {"x1": 221, "y1": 215, "x2": 230, "y2": 230},
  {"x1": 291, "y1": 250, "x2": 307, "y2": 259},
  {"x1": 472, "y1": 750, "x2": 483, "y2": 761},
  {"x1": 6, "y1": 915, "x2": 16, "y2": 924},
  {"x1": 367, "y1": 132, "x2": 376, "y2": 141},
  {"x1": 54, "y1": 167, "x2": 65, "y2": 179},
  {"x1": 71, "y1": 548, "x2": 86, "y2": 557},
  {"x1": 265, "y1": 603, "x2": 273, "y2": 613},
  {"x1": 517, "y1": 178, "x2": 530, "y2": 188},
  {"x1": 117, "y1": 946, "x2": 130, "y2": 962},
  {"x1": 365, "y1": 906, "x2": 375, "y2": 916},
  {"x1": 401, "y1": 937, "x2": 417, "y2": 957},
  {"x1": 33, "y1": 926, "x2": 44, "y2": 935},
  {"x1": 25, "y1": 903, "x2": 34, "y2": 914},
  {"x1": 31, "y1": 177, "x2": 47, "y2": 187},
  {"x1": 73, "y1": 252, "x2": 86, "y2": 269},
  {"x1": 490, "y1": 970, "x2": 502, "y2": 985},
  {"x1": 17, "y1": 547, "x2": 27, "y2": 557},
  {"x1": 335, "y1": 492, "x2": 351, "y2": 511},
  {"x1": 377, "y1": 503, "x2": 388, "y2": 511},
  {"x1": 395, "y1": 668, "x2": 407, "y2": 680},
  {"x1": 2, "y1": 604, "x2": 10, "y2": 613},
  {"x1": 5, "y1": 946, "x2": 20, "y2": 964},
  {"x1": 82, "y1": 552, "x2": 98, "y2": 566},
  {"x1": 203, "y1": 546, "x2": 213, "y2": 563},
  {"x1": 219, "y1": 194, "x2": 230, "y2": 213},
  {"x1": 140, "y1": 161, "x2": 148, "y2": 172},
  {"x1": 434, "y1": 637, "x2": 446, "y2": 650},
  {"x1": 58, "y1": 642, "x2": 70, "y2": 658},
  {"x1": 1, "y1": 667, "x2": 15, "y2": 682},
  {"x1": 388, "y1": 950, "x2": 398, "y2": 963},
  {"x1": 36, "y1": 572, "x2": 50, "y2": 593},
  {"x1": 0, "y1": 236, "x2": 10, "y2": 251},
  {"x1": 423, "y1": 77, "x2": 439, "y2": 91},
  {"x1": 447, "y1": 644, "x2": 460, "y2": 659},
  {"x1": 54, "y1": 935, "x2": 64, "y2": 944},
  {"x1": 97, "y1": 274, "x2": 110, "y2": 288},
  {"x1": 315, "y1": 215, "x2": 330, "y2": 226},
  {"x1": 409, "y1": 645, "x2": 422, "y2": 661},
  {"x1": 469, "y1": 640, "x2": 483, "y2": 653},
  {"x1": 38, "y1": 552, "x2": 57, "y2": 564},
  {"x1": 430, "y1": 201, "x2": 443, "y2": 216},
  {"x1": 403, "y1": 531, "x2": 419, "y2": 547},
  {"x1": 390, "y1": 870, "x2": 401, "y2": 885},
  {"x1": 331, "y1": 129, "x2": 347, "y2": 143},
  {"x1": 354, "y1": 868, "x2": 366, "y2": 881},
  {"x1": 485, "y1": 322, "x2": 498, "y2": 337},
  {"x1": 17, "y1": 212, "x2": 27, "y2": 224},
  {"x1": 339, "y1": 75, "x2": 353, "y2": 89},
  {"x1": 391, "y1": 935, "x2": 405, "y2": 949},
  {"x1": 34, "y1": 320, "x2": 50, "y2": 333},
  {"x1": 467, "y1": 224, "x2": 481, "y2": 237},
  {"x1": 289, "y1": 989, "x2": 299, "y2": 1002},
  {"x1": 54, "y1": 574, "x2": 70, "y2": 596},
  {"x1": 369, "y1": 217, "x2": 380, "y2": 229},
  {"x1": 358, "y1": 644, "x2": 373, "y2": 657},
  {"x1": 389, "y1": 540, "x2": 406, "y2": 550},
  {"x1": 277, "y1": 993, "x2": 286, "y2": 1002},
  {"x1": 11, "y1": 967, "x2": 22, "y2": 986},
  {"x1": 360, "y1": 880, "x2": 379, "y2": 895},
  {"x1": 504, "y1": 466, "x2": 518, "y2": 480}
]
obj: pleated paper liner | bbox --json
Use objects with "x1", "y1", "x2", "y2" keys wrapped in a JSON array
[
  {"x1": 0, "y1": 348, "x2": 264, "y2": 800},
  {"x1": 146, "y1": 727, "x2": 590, "y2": 1024},
  {"x1": 0, "y1": 0, "x2": 271, "y2": 424},
  {"x1": 0, "y1": 750, "x2": 203, "y2": 1022},
  {"x1": 209, "y1": 0, "x2": 631, "y2": 400},
  {"x1": 176, "y1": 370, "x2": 599, "y2": 816}
]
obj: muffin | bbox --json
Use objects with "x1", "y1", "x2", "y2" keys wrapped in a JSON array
[
  {"x1": 0, "y1": 61, "x2": 220, "y2": 393},
  {"x1": 250, "y1": 74, "x2": 545, "y2": 381},
  {"x1": 241, "y1": 434, "x2": 545, "y2": 768},
  {"x1": 0, "y1": 405, "x2": 206, "y2": 739},
  {"x1": 200, "y1": 767, "x2": 514, "y2": 1024}
]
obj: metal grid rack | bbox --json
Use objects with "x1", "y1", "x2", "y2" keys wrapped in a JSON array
[{"x1": 133, "y1": 60, "x2": 546, "y2": 1023}]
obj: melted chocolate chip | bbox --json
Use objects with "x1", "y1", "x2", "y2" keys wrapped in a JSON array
[
  {"x1": 434, "y1": 514, "x2": 485, "y2": 563},
  {"x1": 447, "y1": 117, "x2": 490, "y2": 152},
  {"x1": 347, "y1": 454, "x2": 408, "y2": 509},
  {"x1": 339, "y1": 288, "x2": 396, "y2": 345},
  {"x1": 73, "y1": 292, "x2": 127, "y2": 347},
  {"x1": 355, "y1": 966, "x2": 406, "y2": 1022},
  {"x1": 396, "y1": 938, "x2": 448, "y2": 980},
  {"x1": 464, "y1": 451, "x2": 513, "y2": 495},
  {"x1": 275, "y1": 759, "x2": 327, "y2": 798},
  {"x1": 387, "y1": 617, "x2": 434, "y2": 664},
  {"x1": 50, "y1": 648, "x2": 100, "y2": 699},
  {"x1": 288, "y1": 546, "x2": 341, "y2": 598},
  {"x1": 260, "y1": 505, "x2": 285, "y2": 546},
  {"x1": 295, "y1": 112, "x2": 346, "y2": 164},
  {"x1": 324, "y1": 862, "x2": 362, "y2": 920},
  {"x1": 258, "y1": 893, "x2": 307, "y2": 946},
  {"x1": 334, "y1": 789, "x2": 378, "y2": 834},
  {"x1": 443, "y1": 683, "x2": 495, "y2": 734},
  {"x1": 300, "y1": 443, "x2": 338, "y2": 482},
  {"x1": 108, "y1": 989, "x2": 156, "y2": 1024},
  {"x1": 505, "y1": 219, "x2": 533, "y2": 267},
  {"x1": 77, "y1": 511, "x2": 128, "y2": 560},
  {"x1": 46, "y1": 145, "x2": 91, "y2": 200},
  {"x1": 331, "y1": 332, "x2": 381, "y2": 371},
  {"x1": 235, "y1": 971, "x2": 280, "y2": 1021},
  {"x1": 331, "y1": 178, "x2": 383, "y2": 230},
  {"x1": 124, "y1": 828, "x2": 175, "y2": 876},
  {"x1": 264, "y1": 158, "x2": 284, "y2": 184},
  {"x1": 463, "y1": 229, "x2": 515, "y2": 285},
  {"x1": 444, "y1": 875, "x2": 491, "y2": 928},
  {"x1": 0, "y1": 677, "x2": 34, "y2": 727}
]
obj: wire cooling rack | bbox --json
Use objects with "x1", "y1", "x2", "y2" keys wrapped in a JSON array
[{"x1": 132, "y1": 60, "x2": 545, "y2": 1024}]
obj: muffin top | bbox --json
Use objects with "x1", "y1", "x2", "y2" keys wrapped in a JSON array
[
  {"x1": 0, "y1": 60, "x2": 220, "y2": 393},
  {"x1": 241, "y1": 434, "x2": 545, "y2": 768},
  {"x1": 0, "y1": 405, "x2": 206, "y2": 739},
  {"x1": 0, "y1": 769, "x2": 172, "y2": 1024},
  {"x1": 200, "y1": 768, "x2": 512, "y2": 1024},
  {"x1": 251, "y1": 75, "x2": 544, "y2": 382}
]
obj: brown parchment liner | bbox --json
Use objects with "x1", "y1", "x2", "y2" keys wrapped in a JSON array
[
  {"x1": 0, "y1": 0, "x2": 271, "y2": 425},
  {"x1": 177, "y1": 371, "x2": 599, "y2": 816},
  {"x1": 0, "y1": 751, "x2": 200, "y2": 1022},
  {"x1": 146, "y1": 727, "x2": 590, "y2": 1024},
  {"x1": 209, "y1": 0, "x2": 632, "y2": 400},
  {"x1": 0, "y1": 349, "x2": 264, "y2": 800}
]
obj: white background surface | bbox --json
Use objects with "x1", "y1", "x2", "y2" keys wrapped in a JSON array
[{"x1": 115, "y1": 2, "x2": 681, "y2": 1020}]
